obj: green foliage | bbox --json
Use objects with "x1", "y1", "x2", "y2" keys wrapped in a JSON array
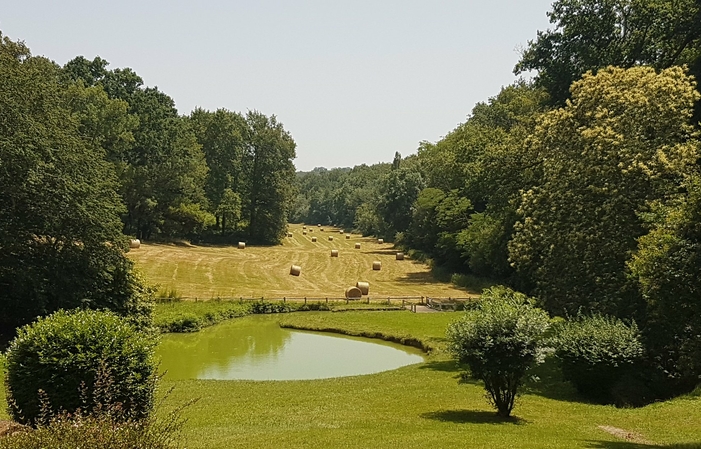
[
  {"x1": 516, "y1": 0, "x2": 701, "y2": 108},
  {"x1": 0, "y1": 411, "x2": 183, "y2": 449},
  {"x1": 409, "y1": 82, "x2": 547, "y2": 278},
  {"x1": 376, "y1": 162, "x2": 425, "y2": 238},
  {"x1": 630, "y1": 175, "x2": 701, "y2": 389},
  {"x1": 293, "y1": 164, "x2": 391, "y2": 233},
  {"x1": 551, "y1": 314, "x2": 644, "y2": 404},
  {"x1": 154, "y1": 301, "x2": 253, "y2": 333},
  {"x1": 509, "y1": 66, "x2": 700, "y2": 318},
  {"x1": 0, "y1": 371, "x2": 186, "y2": 449},
  {"x1": 5, "y1": 309, "x2": 157, "y2": 425},
  {"x1": 245, "y1": 111, "x2": 297, "y2": 244},
  {"x1": 162, "y1": 203, "x2": 216, "y2": 238},
  {"x1": 447, "y1": 286, "x2": 550, "y2": 416},
  {"x1": 189, "y1": 108, "x2": 248, "y2": 234},
  {"x1": 0, "y1": 33, "x2": 153, "y2": 333}
]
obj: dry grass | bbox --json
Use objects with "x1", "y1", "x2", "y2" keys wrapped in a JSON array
[{"x1": 128, "y1": 224, "x2": 474, "y2": 299}]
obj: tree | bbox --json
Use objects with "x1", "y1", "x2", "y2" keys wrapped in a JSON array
[
  {"x1": 629, "y1": 175, "x2": 701, "y2": 390},
  {"x1": 413, "y1": 82, "x2": 548, "y2": 278},
  {"x1": 63, "y1": 56, "x2": 209, "y2": 240},
  {"x1": 377, "y1": 166, "x2": 425, "y2": 239},
  {"x1": 509, "y1": 66, "x2": 700, "y2": 318},
  {"x1": 516, "y1": 0, "x2": 701, "y2": 111},
  {"x1": 447, "y1": 286, "x2": 550, "y2": 417},
  {"x1": 0, "y1": 33, "x2": 152, "y2": 334},
  {"x1": 189, "y1": 108, "x2": 248, "y2": 233},
  {"x1": 245, "y1": 111, "x2": 297, "y2": 244}
]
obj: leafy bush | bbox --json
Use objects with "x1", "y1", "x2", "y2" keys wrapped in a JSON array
[
  {"x1": 551, "y1": 314, "x2": 644, "y2": 404},
  {"x1": 250, "y1": 301, "x2": 294, "y2": 314},
  {"x1": 154, "y1": 300, "x2": 252, "y2": 333},
  {"x1": 447, "y1": 286, "x2": 550, "y2": 417},
  {"x1": 5, "y1": 309, "x2": 157, "y2": 425},
  {"x1": 0, "y1": 380, "x2": 187, "y2": 449}
]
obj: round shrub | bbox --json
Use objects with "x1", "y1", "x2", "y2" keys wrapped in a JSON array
[
  {"x1": 551, "y1": 314, "x2": 644, "y2": 404},
  {"x1": 5, "y1": 309, "x2": 158, "y2": 425},
  {"x1": 447, "y1": 286, "x2": 551, "y2": 417}
]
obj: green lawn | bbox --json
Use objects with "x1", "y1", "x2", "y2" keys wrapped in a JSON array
[
  {"x1": 2, "y1": 310, "x2": 700, "y2": 447},
  {"x1": 155, "y1": 311, "x2": 701, "y2": 449},
  {"x1": 0, "y1": 354, "x2": 6, "y2": 420}
]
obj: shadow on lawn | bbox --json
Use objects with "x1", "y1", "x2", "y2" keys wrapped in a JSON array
[
  {"x1": 521, "y1": 358, "x2": 583, "y2": 403},
  {"x1": 421, "y1": 409, "x2": 526, "y2": 425},
  {"x1": 363, "y1": 249, "x2": 400, "y2": 256},
  {"x1": 418, "y1": 359, "x2": 460, "y2": 373},
  {"x1": 586, "y1": 441, "x2": 701, "y2": 449}
]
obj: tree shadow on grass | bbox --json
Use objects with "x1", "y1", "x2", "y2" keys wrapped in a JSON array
[
  {"x1": 421, "y1": 409, "x2": 526, "y2": 425},
  {"x1": 364, "y1": 249, "x2": 401, "y2": 256},
  {"x1": 585, "y1": 441, "x2": 701, "y2": 449},
  {"x1": 521, "y1": 357, "x2": 584, "y2": 403},
  {"x1": 418, "y1": 359, "x2": 461, "y2": 373}
]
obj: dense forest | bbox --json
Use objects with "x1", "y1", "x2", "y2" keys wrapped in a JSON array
[
  {"x1": 2, "y1": 0, "x2": 701, "y2": 402},
  {"x1": 292, "y1": 0, "x2": 701, "y2": 397}
]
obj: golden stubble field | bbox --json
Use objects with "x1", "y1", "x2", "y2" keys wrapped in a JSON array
[{"x1": 128, "y1": 224, "x2": 473, "y2": 299}]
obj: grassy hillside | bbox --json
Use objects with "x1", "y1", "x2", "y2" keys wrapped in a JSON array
[{"x1": 128, "y1": 224, "x2": 473, "y2": 299}]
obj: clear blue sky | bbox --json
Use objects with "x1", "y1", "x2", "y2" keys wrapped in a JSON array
[{"x1": 1, "y1": 0, "x2": 554, "y2": 171}]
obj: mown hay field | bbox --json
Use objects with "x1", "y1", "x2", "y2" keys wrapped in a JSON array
[{"x1": 128, "y1": 224, "x2": 472, "y2": 299}]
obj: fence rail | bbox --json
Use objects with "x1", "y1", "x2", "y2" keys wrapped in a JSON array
[{"x1": 164, "y1": 295, "x2": 478, "y2": 310}]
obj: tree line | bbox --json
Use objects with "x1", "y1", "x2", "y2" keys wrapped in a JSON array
[
  {"x1": 293, "y1": 0, "x2": 701, "y2": 397},
  {"x1": 0, "y1": 32, "x2": 296, "y2": 335}
]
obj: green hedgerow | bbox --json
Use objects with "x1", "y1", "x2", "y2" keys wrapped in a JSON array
[
  {"x1": 551, "y1": 314, "x2": 644, "y2": 405},
  {"x1": 5, "y1": 309, "x2": 158, "y2": 425}
]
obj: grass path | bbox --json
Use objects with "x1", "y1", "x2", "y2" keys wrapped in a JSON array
[{"x1": 128, "y1": 224, "x2": 473, "y2": 299}]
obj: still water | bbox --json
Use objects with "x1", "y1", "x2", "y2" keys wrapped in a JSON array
[{"x1": 157, "y1": 315, "x2": 425, "y2": 381}]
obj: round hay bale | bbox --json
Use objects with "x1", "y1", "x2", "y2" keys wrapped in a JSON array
[
  {"x1": 377, "y1": 238, "x2": 384, "y2": 244},
  {"x1": 345, "y1": 234, "x2": 350, "y2": 239},
  {"x1": 396, "y1": 252, "x2": 404, "y2": 260},
  {"x1": 331, "y1": 249, "x2": 339, "y2": 257},
  {"x1": 356, "y1": 281, "x2": 370, "y2": 295},
  {"x1": 317, "y1": 224, "x2": 321, "y2": 227},
  {"x1": 303, "y1": 231, "x2": 307, "y2": 235},
  {"x1": 238, "y1": 242, "x2": 246, "y2": 249},
  {"x1": 303, "y1": 225, "x2": 307, "y2": 230},
  {"x1": 290, "y1": 265, "x2": 301, "y2": 276},
  {"x1": 328, "y1": 236, "x2": 334, "y2": 241},
  {"x1": 129, "y1": 239, "x2": 140, "y2": 249},
  {"x1": 372, "y1": 261, "x2": 382, "y2": 271},
  {"x1": 339, "y1": 229, "x2": 344, "y2": 234},
  {"x1": 345, "y1": 286, "x2": 362, "y2": 300},
  {"x1": 309, "y1": 229, "x2": 313, "y2": 232},
  {"x1": 355, "y1": 243, "x2": 361, "y2": 249},
  {"x1": 320, "y1": 228, "x2": 324, "y2": 232},
  {"x1": 311, "y1": 236, "x2": 317, "y2": 242},
  {"x1": 287, "y1": 232, "x2": 293, "y2": 237}
]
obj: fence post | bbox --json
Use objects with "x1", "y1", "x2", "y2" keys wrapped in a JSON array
[
  {"x1": 387, "y1": 297, "x2": 390, "y2": 305},
  {"x1": 326, "y1": 297, "x2": 328, "y2": 304},
  {"x1": 283, "y1": 297, "x2": 286, "y2": 303},
  {"x1": 304, "y1": 297, "x2": 307, "y2": 305}
]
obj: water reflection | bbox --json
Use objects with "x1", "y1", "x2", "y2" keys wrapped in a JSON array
[{"x1": 157, "y1": 315, "x2": 425, "y2": 380}]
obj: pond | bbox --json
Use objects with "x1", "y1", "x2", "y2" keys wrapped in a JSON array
[{"x1": 157, "y1": 315, "x2": 425, "y2": 381}]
